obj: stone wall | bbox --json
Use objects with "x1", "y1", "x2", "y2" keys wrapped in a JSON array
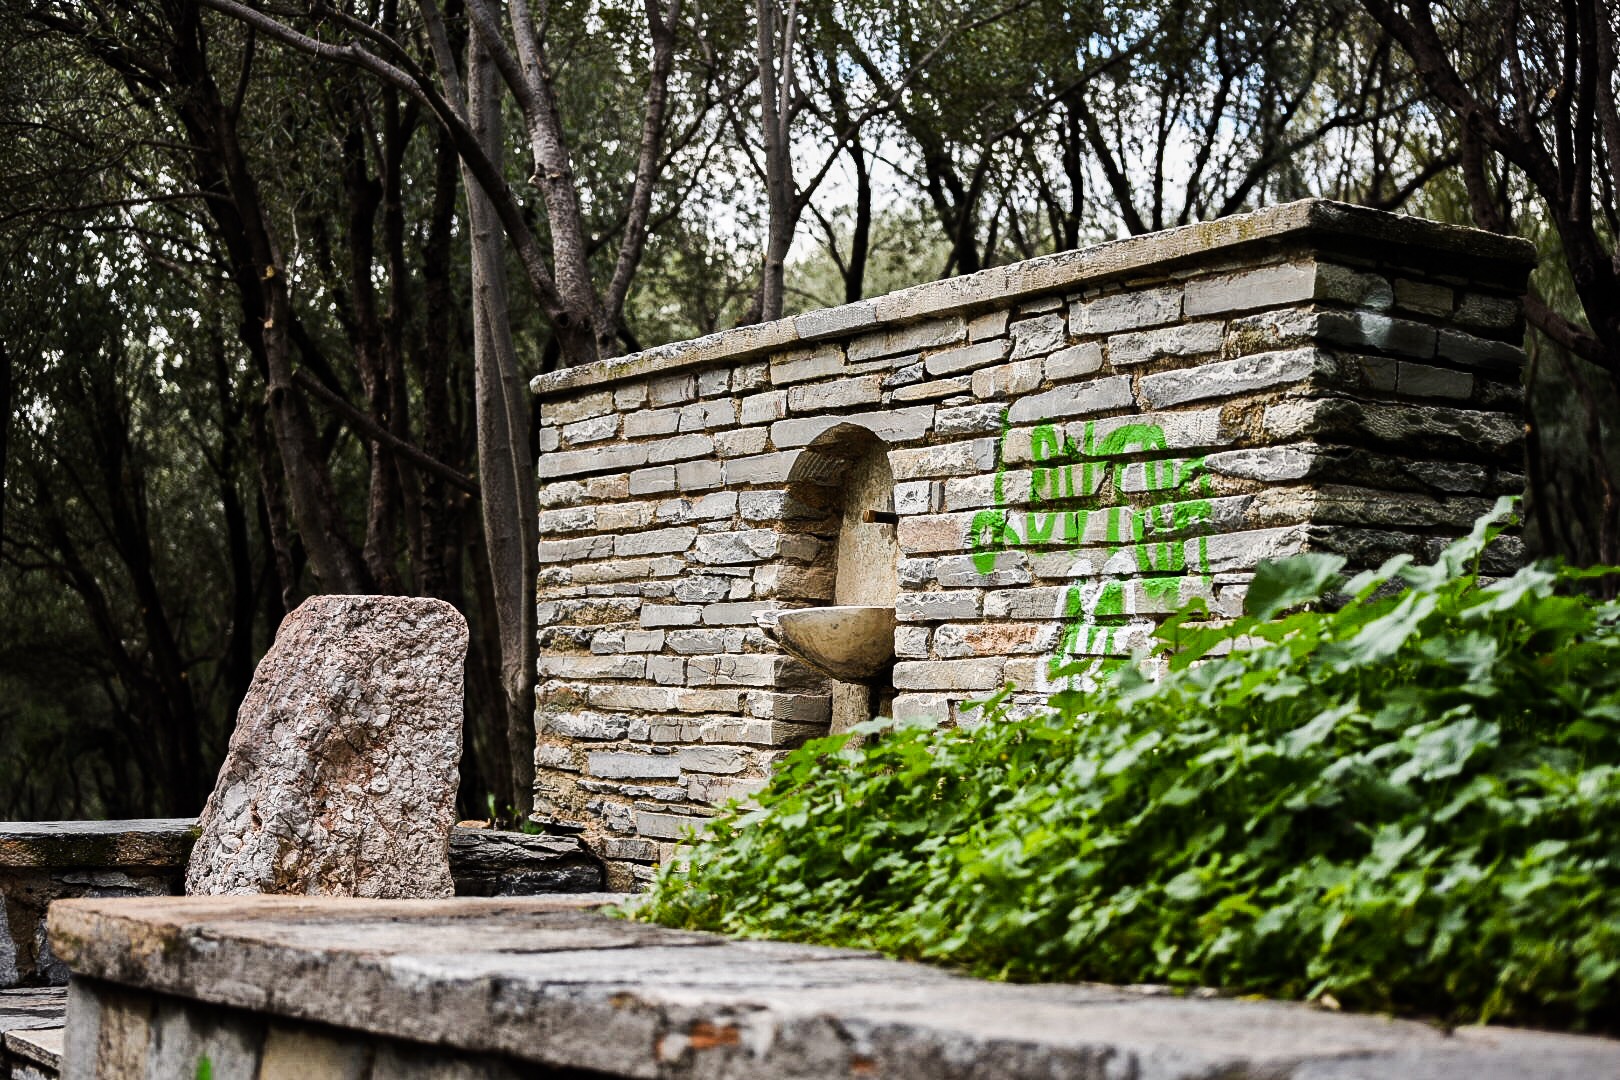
[{"x1": 528, "y1": 199, "x2": 1535, "y2": 890}]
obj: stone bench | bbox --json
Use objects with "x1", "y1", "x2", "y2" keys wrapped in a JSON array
[
  {"x1": 0, "y1": 820, "x2": 602, "y2": 988},
  {"x1": 44, "y1": 895, "x2": 1620, "y2": 1079}
]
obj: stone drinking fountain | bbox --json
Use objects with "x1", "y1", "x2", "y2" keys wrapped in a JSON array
[{"x1": 760, "y1": 425, "x2": 900, "y2": 733}]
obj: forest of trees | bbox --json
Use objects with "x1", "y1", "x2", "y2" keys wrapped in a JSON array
[{"x1": 1, "y1": 0, "x2": 1616, "y2": 820}]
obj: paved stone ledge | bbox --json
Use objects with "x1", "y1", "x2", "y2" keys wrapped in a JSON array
[
  {"x1": 2, "y1": 821, "x2": 602, "y2": 987},
  {"x1": 47, "y1": 896, "x2": 1620, "y2": 1079},
  {"x1": 0, "y1": 821, "x2": 197, "y2": 871},
  {"x1": 530, "y1": 199, "x2": 1536, "y2": 397},
  {"x1": 0, "y1": 987, "x2": 67, "y2": 1080}
]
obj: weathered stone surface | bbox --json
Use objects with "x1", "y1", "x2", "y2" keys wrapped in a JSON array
[
  {"x1": 0, "y1": 821, "x2": 196, "y2": 871},
  {"x1": 49, "y1": 897, "x2": 1620, "y2": 1080},
  {"x1": 0, "y1": 987, "x2": 65, "y2": 1036},
  {"x1": 185, "y1": 596, "x2": 467, "y2": 899},
  {"x1": 447, "y1": 831, "x2": 602, "y2": 897}
]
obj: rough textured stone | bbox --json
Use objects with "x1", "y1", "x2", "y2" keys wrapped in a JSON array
[
  {"x1": 54, "y1": 897, "x2": 1620, "y2": 1080},
  {"x1": 447, "y1": 832, "x2": 602, "y2": 897},
  {"x1": 185, "y1": 596, "x2": 466, "y2": 899}
]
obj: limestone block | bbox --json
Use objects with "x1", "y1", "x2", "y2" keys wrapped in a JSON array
[
  {"x1": 1007, "y1": 313, "x2": 1068, "y2": 359},
  {"x1": 1394, "y1": 278, "x2": 1454, "y2": 316},
  {"x1": 891, "y1": 658, "x2": 1006, "y2": 691},
  {"x1": 1137, "y1": 347, "x2": 1328, "y2": 408},
  {"x1": 716, "y1": 427, "x2": 769, "y2": 457},
  {"x1": 1008, "y1": 374, "x2": 1133, "y2": 422},
  {"x1": 1107, "y1": 320, "x2": 1224, "y2": 366},
  {"x1": 1315, "y1": 311, "x2": 1438, "y2": 358},
  {"x1": 623, "y1": 407, "x2": 680, "y2": 438},
  {"x1": 1455, "y1": 292, "x2": 1520, "y2": 331},
  {"x1": 649, "y1": 372, "x2": 696, "y2": 405},
  {"x1": 675, "y1": 747, "x2": 749, "y2": 775},
  {"x1": 644, "y1": 433, "x2": 714, "y2": 464},
  {"x1": 739, "y1": 390, "x2": 788, "y2": 425},
  {"x1": 1313, "y1": 263, "x2": 1394, "y2": 310},
  {"x1": 185, "y1": 596, "x2": 465, "y2": 899},
  {"x1": 1045, "y1": 341, "x2": 1104, "y2": 381},
  {"x1": 770, "y1": 345, "x2": 846, "y2": 385},
  {"x1": 1436, "y1": 329, "x2": 1524, "y2": 371},
  {"x1": 1074, "y1": 284, "x2": 1182, "y2": 334},
  {"x1": 722, "y1": 451, "x2": 800, "y2": 485},
  {"x1": 537, "y1": 655, "x2": 647, "y2": 680},
  {"x1": 895, "y1": 592, "x2": 982, "y2": 622},
  {"x1": 535, "y1": 442, "x2": 647, "y2": 480},
  {"x1": 635, "y1": 811, "x2": 711, "y2": 841},
  {"x1": 923, "y1": 338, "x2": 1010, "y2": 376},
  {"x1": 769, "y1": 406, "x2": 934, "y2": 448},
  {"x1": 787, "y1": 375, "x2": 883, "y2": 412},
  {"x1": 846, "y1": 316, "x2": 965, "y2": 362},
  {"x1": 541, "y1": 390, "x2": 612, "y2": 425},
  {"x1": 613, "y1": 527, "x2": 697, "y2": 557},
  {"x1": 893, "y1": 375, "x2": 973, "y2": 402},
  {"x1": 793, "y1": 301, "x2": 877, "y2": 339},
  {"x1": 934, "y1": 403, "x2": 1006, "y2": 435},
  {"x1": 560, "y1": 413, "x2": 618, "y2": 446},
  {"x1": 628, "y1": 466, "x2": 677, "y2": 495},
  {"x1": 535, "y1": 535, "x2": 613, "y2": 564},
  {"x1": 889, "y1": 439, "x2": 998, "y2": 480},
  {"x1": 675, "y1": 458, "x2": 724, "y2": 491},
  {"x1": 972, "y1": 358, "x2": 1044, "y2": 399},
  {"x1": 696, "y1": 368, "x2": 731, "y2": 396},
  {"x1": 587, "y1": 753, "x2": 680, "y2": 780},
  {"x1": 967, "y1": 309, "x2": 1009, "y2": 341},
  {"x1": 1182, "y1": 262, "x2": 1315, "y2": 316}
]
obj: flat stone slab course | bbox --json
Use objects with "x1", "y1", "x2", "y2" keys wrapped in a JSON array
[
  {"x1": 0, "y1": 822, "x2": 197, "y2": 870},
  {"x1": 1, "y1": 988, "x2": 67, "y2": 1080},
  {"x1": 1, "y1": 820, "x2": 601, "y2": 988},
  {"x1": 47, "y1": 896, "x2": 1620, "y2": 1079}
]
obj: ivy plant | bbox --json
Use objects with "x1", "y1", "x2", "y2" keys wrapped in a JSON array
[{"x1": 637, "y1": 499, "x2": 1620, "y2": 1030}]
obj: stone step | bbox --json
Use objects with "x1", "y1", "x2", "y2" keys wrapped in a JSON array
[
  {"x1": 4, "y1": 1026, "x2": 62, "y2": 1080},
  {"x1": 0, "y1": 988, "x2": 66, "y2": 1080}
]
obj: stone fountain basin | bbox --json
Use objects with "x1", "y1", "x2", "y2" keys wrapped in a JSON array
[{"x1": 772, "y1": 605, "x2": 896, "y2": 682}]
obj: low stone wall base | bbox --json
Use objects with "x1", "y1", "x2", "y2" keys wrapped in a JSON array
[
  {"x1": 43, "y1": 895, "x2": 1620, "y2": 1080},
  {"x1": 62, "y1": 978, "x2": 602, "y2": 1079}
]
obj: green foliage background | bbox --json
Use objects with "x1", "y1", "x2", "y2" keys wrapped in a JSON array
[{"x1": 639, "y1": 502, "x2": 1620, "y2": 1030}]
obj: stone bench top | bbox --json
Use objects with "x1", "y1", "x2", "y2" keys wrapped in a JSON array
[
  {"x1": 47, "y1": 895, "x2": 1620, "y2": 1079},
  {"x1": 0, "y1": 820, "x2": 198, "y2": 869},
  {"x1": 0, "y1": 818, "x2": 592, "y2": 873}
]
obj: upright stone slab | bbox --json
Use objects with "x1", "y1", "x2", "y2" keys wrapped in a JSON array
[{"x1": 186, "y1": 596, "x2": 466, "y2": 898}]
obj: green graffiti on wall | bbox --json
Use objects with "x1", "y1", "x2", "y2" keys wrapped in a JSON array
[{"x1": 969, "y1": 411, "x2": 1216, "y2": 678}]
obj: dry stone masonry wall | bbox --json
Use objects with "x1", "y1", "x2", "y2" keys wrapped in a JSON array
[{"x1": 529, "y1": 200, "x2": 1535, "y2": 890}]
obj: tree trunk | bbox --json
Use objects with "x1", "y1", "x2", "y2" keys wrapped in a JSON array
[{"x1": 464, "y1": 37, "x2": 537, "y2": 818}]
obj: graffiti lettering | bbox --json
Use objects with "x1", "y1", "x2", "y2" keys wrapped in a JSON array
[{"x1": 971, "y1": 412, "x2": 1215, "y2": 678}]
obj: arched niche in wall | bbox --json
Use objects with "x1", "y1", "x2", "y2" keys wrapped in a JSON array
[{"x1": 780, "y1": 424, "x2": 900, "y2": 733}]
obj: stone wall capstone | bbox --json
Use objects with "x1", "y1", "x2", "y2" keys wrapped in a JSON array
[{"x1": 528, "y1": 199, "x2": 1536, "y2": 890}]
